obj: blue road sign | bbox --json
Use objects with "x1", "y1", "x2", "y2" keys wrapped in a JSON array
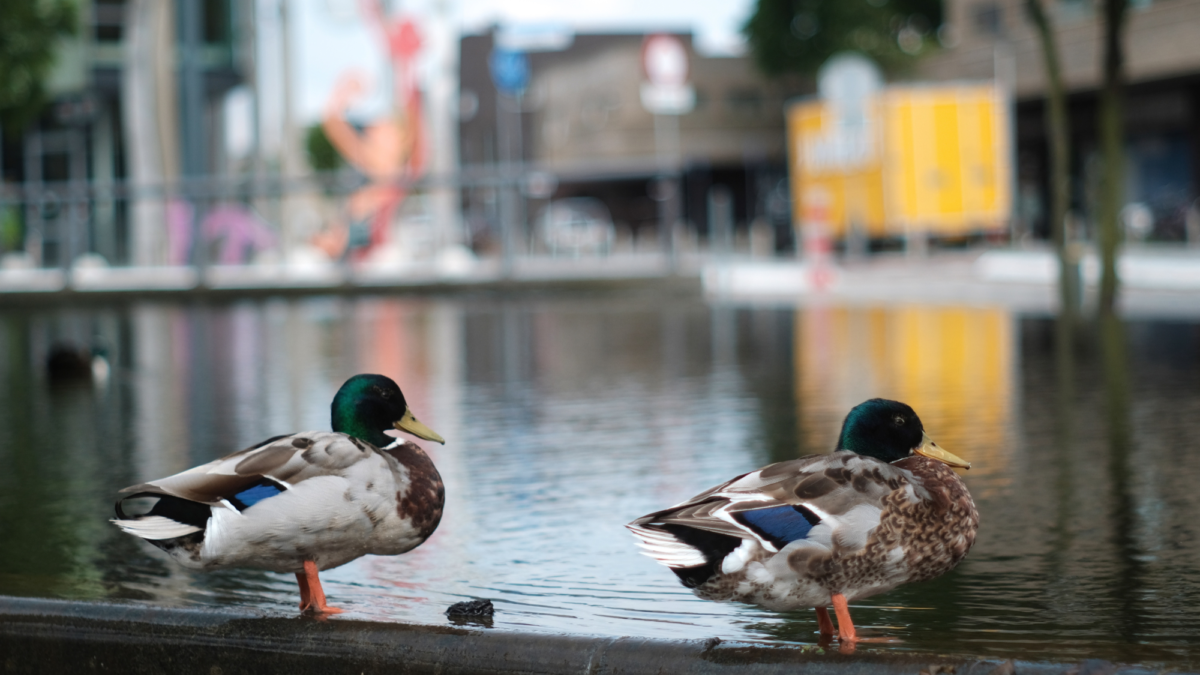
[{"x1": 489, "y1": 49, "x2": 529, "y2": 96}]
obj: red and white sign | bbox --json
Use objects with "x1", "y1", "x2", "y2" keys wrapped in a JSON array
[
  {"x1": 643, "y1": 34, "x2": 688, "y2": 85},
  {"x1": 640, "y1": 34, "x2": 695, "y2": 115}
]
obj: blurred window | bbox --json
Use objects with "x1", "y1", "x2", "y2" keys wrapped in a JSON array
[
  {"x1": 580, "y1": 94, "x2": 620, "y2": 130},
  {"x1": 973, "y1": 3, "x2": 1003, "y2": 37},
  {"x1": 726, "y1": 89, "x2": 764, "y2": 118},
  {"x1": 203, "y1": 0, "x2": 232, "y2": 45},
  {"x1": 94, "y1": 0, "x2": 125, "y2": 43},
  {"x1": 1054, "y1": 0, "x2": 1092, "y2": 22}
]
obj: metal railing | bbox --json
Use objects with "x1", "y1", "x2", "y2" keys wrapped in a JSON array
[{"x1": 0, "y1": 161, "x2": 744, "y2": 291}]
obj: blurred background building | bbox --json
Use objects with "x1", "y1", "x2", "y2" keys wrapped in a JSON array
[
  {"x1": 459, "y1": 29, "x2": 801, "y2": 256},
  {"x1": 2, "y1": 0, "x2": 1200, "y2": 284},
  {"x1": 921, "y1": 0, "x2": 1200, "y2": 243},
  {"x1": 1, "y1": 0, "x2": 251, "y2": 268}
]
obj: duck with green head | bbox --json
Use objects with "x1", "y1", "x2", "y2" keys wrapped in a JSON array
[
  {"x1": 628, "y1": 399, "x2": 979, "y2": 648},
  {"x1": 113, "y1": 374, "x2": 445, "y2": 615}
]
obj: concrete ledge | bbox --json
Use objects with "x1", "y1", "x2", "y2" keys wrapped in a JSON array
[
  {"x1": 0, "y1": 596, "x2": 1171, "y2": 675},
  {"x1": 0, "y1": 274, "x2": 701, "y2": 306}
]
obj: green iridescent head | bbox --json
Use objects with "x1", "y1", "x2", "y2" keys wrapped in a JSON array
[
  {"x1": 836, "y1": 399, "x2": 969, "y2": 468},
  {"x1": 330, "y1": 374, "x2": 445, "y2": 448}
]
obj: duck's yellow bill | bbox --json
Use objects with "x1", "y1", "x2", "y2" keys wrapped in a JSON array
[
  {"x1": 394, "y1": 410, "x2": 446, "y2": 444},
  {"x1": 915, "y1": 432, "x2": 970, "y2": 469}
]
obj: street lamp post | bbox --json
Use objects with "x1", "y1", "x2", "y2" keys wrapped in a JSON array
[
  {"x1": 489, "y1": 47, "x2": 529, "y2": 278},
  {"x1": 640, "y1": 34, "x2": 694, "y2": 272}
]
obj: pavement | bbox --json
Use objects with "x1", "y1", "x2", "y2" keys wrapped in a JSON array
[
  {"x1": 702, "y1": 247, "x2": 1200, "y2": 318},
  {"x1": 3, "y1": 246, "x2": 1199, "y2": 318}
]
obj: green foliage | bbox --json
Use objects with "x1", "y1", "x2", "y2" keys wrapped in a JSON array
[
  {"x1": 0, "y1": 0, "x2": 78, "y2": 132},
  {"x1": 743, "y1": 0, "x2": 944, "y2": 78},
  {"x1": 0, "y1": 205, "x2": 21, "y2": 252},
  {"x1": 305, "y1": 123, "x2": 343, "y2": 173}
]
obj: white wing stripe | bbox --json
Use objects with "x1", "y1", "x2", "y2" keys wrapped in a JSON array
[
  {"x1": 627, "y1": 525, "x2": 706, "y2": 568},
  {"x1": 111, "y1": 516, "x2": 202, "y2": 540}
]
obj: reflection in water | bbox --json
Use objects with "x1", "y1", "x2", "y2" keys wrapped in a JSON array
[
  {"x1": 1100, "y1": 312, "x2": 1141, "y2": 642},
  {"x1": 0, "y1": 296, "x2": 1199, "y2": 666},
  {"x1": 795, "y1": 305, "x2": 1013, "y2": 486},
  {"x1": 1045, "y1": 309, "x2": 1077, "y2": 630}
]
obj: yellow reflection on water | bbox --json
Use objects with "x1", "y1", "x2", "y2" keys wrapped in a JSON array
[{"x1": 795, "y1": 304, "x2": 1013, "y2": 485}]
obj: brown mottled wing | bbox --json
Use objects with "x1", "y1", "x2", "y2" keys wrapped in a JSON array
[
  {"x1": 117, "y1": 431, "x2": 377, "y2": 504},
  {"x1": 632, "y1": 451, "x2": 913, "y2": 546}
]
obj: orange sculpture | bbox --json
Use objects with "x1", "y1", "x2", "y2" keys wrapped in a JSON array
[{"x1": 315, "y1": 6, "x2": 425, "y2": 260}]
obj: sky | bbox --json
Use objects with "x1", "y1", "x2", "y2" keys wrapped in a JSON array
[
  {"x1": 286, "y1": 0, "x2": 758, "y2": 126},
  {"x1": 455, "y1": 0, "x2": 755, "y2": 55}
]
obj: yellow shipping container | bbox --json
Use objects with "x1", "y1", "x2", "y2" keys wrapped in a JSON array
[{"x1": 787, "y1": 84, "x2": 1011, "y2": 239}]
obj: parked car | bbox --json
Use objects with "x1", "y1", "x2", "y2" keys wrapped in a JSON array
[{"x1": 537, "y1": 197, "x2": 614, "y2": 257}]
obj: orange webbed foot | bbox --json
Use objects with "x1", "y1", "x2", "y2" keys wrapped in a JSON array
[
  {"x1": 297, "y1": 561, "x2": 345, "y2": 617},
  {"x1": 829, "y1": 593, "x2": 901, "y2": 652},
  {"x1": 300, "y1": 602, "x2": 345, "y2": 617}
]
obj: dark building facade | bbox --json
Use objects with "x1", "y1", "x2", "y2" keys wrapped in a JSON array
[
  {"x1": 1, "y1": 0, "x2": 247, "y2": 267},
  {"x1": 920, "y1": 0, "x2": 1200, "y2": 242},
  {"x1": 458, "y1": 29, "x2": 804, "y2": 255}
]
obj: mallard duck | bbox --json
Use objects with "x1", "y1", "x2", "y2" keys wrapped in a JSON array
[
  {"x1": 46, "y1": 340, "x2": 109, "y2": 383},
  {"x1": 112, "y1": 373, "x2": 446, "y2": 615},
  {"x1": 627, "y1": 398, "x2": 978, "y2": 646}
]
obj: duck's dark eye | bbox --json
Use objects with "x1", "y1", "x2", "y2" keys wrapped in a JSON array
[
  {"x1": 374, "y1": 386, "x2": 391, "y2": 399},
  {"x1": 893, "y1": 415, "x2": 905, "y2": 426}
]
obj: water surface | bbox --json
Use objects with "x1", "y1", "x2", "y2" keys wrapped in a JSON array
[{"x1": 1, "y1": 292, "x2": 1198, "y2": 667}]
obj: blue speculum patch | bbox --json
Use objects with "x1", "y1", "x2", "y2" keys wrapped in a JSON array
[
  {"x1": 233, "y1": 483, "x2": 283, "y2": 509},
  {"x1": 737, "y1": 505, "x2": 818, "y2": 545}
]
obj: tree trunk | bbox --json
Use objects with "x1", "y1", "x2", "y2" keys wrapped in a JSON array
[
  {"x1": 1025, "y1": 0, "x2": 1077, "y2": 317},
  {"x1": 1097, "y1": 0, "x2": 1128, "y2": 315}
]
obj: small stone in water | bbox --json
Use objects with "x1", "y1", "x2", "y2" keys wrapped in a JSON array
[{"x1": 446, "y1": 599, "x2": 495, "y2": 617}]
